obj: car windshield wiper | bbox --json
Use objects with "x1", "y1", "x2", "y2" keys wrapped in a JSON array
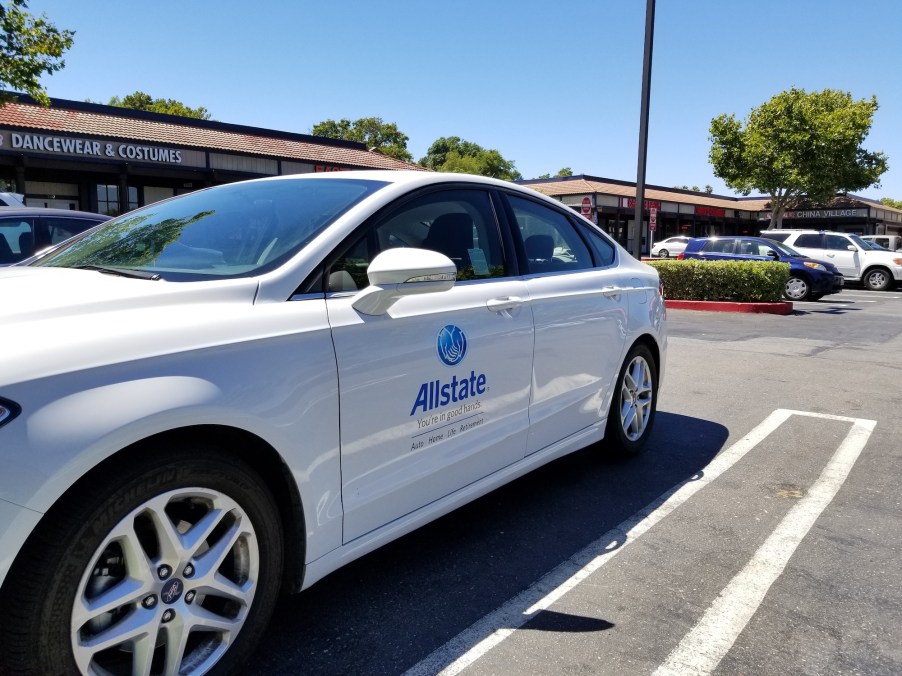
[{"x1": 72, "y1": 265, "x2": 161, "y2": 280}]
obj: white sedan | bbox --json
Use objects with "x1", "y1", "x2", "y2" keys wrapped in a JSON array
[
  {"x1": 650, "y1": 235, "x2": 691, "y2": 258},
  {"x1": 0, "y1": 171, "x2": 666, "y2": 675}
]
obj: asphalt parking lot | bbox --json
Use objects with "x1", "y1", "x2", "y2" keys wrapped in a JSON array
[{"x1": 250, "y1": 288, "x2": 902, "y2": 675}]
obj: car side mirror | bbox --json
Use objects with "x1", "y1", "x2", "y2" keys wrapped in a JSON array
[
  {"x1": 352, "y1": 248, "x2": 457, "y2": 315},
  {"x1": 765, "y1": 249, "x2": 779, "y2": 259},
  {"x1": 847, "y1": 245, "x2": 857, "y2": 252}
]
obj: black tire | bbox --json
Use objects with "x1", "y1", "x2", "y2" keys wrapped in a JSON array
[
  {"x1": 784, "y1": 274, "x2": 812, "y2": 301},
  {"x1": 810, "y1": 293, "x2": 825, "y2": 301},
  {"x1": 604, "y1": 343, "x2": 658, "y2": 457},
  {"x1": 657, "y1": 249, "x2": 669, "y2": 258},
  {"x1": 0, "y1": 445, "x2": 284, "y2": 676},
  {"x1": 864, "y1": 267, "x2": 892, "y2": 291}
]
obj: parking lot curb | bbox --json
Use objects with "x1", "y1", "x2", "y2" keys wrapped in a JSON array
[{"x1": 665, "y1": 300, "x2": 794, "y2": 314}]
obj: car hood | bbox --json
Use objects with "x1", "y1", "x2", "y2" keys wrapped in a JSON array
[
  {"x1": 0, "y1": 266, "x2": 258, "y2": 323},
  {"x1": 862, "y1": 249, "x2": 902, "y2": 263},
  {"x1": 793, "y1": 256, "x2": 839, "y2": 273},
  {"x1": 0, "y1": 266, "x2": 262, "y2": 384}
]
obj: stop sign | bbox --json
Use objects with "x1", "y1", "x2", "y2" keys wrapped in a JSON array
[{"x1": 581, "y1": 196, "x2": 592, "y2": 216}]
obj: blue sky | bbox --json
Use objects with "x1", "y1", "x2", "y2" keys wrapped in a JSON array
[{"x1": 28, "y1": 0, "x2": 902, "y2": 201}]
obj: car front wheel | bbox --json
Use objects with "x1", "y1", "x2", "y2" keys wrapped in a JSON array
[
  {"x1": 604, "y1": 343, "x2": 658, "y2": 456},
  {"x1": 784, "y1": 275, "x2": 812, "y2": 301},
  {"x1": 864, "y1": 267, "x2": 892, "y2": 291},
  {"x1": 0, "y1": 446, "x2": 284, "y2": 676}
]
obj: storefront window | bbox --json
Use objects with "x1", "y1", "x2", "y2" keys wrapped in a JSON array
[{"x1": 96, "y1": 184, "x2": 138, "y2": 216}]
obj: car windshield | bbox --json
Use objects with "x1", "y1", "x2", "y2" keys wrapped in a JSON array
[
  {"x1": 34, "y1": 177, "x2": 387, "y2": 280},
  {"x1": 847, "y1": 234, "x2": 873, "y2": 250}
]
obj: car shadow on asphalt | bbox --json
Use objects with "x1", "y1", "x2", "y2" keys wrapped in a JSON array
[
  {"x1": 250, "y1": 412, "x2": 728, "y2": 675},
  {"x1": 791, "y1": 304, "x2": 865, "y2": 315}
]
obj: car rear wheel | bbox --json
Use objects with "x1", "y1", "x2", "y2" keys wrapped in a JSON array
[
  {"x1": 784, "y1": 275, "x2": 812, "y2": 301},
  {"x1": 864, "y1": 267, "x2": 892, "y2": 291},
  {"x1": 0, "y1": 446, "x2": 283, "y2": 676},
  {"x1": 604, "y1": 343, "x2": 658, "y2": 456},
  {"x1": 657, "y1": 249, "x2": 669, "y2": 258}
]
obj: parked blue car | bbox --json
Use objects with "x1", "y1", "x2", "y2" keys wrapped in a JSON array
[{"x1": 678, "y1": 236, "x2": 844, "y2": 301}]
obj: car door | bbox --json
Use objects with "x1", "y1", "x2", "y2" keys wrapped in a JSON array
[
  {"x1": 822, "y1": 234, "x2": 861, "y2": 277},
  {"x1": 325, "y1": 187, "x2": 534, "y2": 542},
  {"x1": 502, "y1": 193, "x2": 628, "y2": 455}
]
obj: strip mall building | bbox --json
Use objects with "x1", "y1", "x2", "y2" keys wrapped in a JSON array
[
  {"x1": 1, "y1": 94, "x2": 899, "y2": 256},
  {"x1": 0, "y1": 95, "x2": 422, "y2": 215},
  {"x1": 521, "y1": 176, "x2": 902, "y2": 255}
]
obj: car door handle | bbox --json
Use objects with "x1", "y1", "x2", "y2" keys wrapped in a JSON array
[
  {"x1": 486, "y1": 296, "x2": 523, "y2": 313},
  {"x1": 602, "y1": 287, "x2": 624, "y2": 297}
]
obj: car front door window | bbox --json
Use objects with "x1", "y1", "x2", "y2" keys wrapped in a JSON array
[{"x1": 328, "y1": 190, "x2": 506, "y2": 291}]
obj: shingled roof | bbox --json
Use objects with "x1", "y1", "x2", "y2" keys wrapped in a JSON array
[
  {"x1": 521, "y1": 175, "x2": 902, "y2": 217},
  {"x1": 521, "y1": 175, "x2": 767, "y2": 213},
  {"x1": 0, "y1": 95, "x2": 427, "y2": 172}
]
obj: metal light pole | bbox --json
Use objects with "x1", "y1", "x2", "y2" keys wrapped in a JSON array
[{"x1": 633, "y1": 0, "x2": 656, "y2": 259}]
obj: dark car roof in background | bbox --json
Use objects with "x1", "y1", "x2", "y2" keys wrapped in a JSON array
[{"x1": 0, "y1": 206, "x2": 110, "y2": 220}]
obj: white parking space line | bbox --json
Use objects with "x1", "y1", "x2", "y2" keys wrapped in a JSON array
[
  {"x1": 655, "y1": 413, "x2": 875, "y2": 676},
  {"x1": 405, "y1": 409, "x2": 873, "y2": 676},
  {"x1": 834, "y1": 292, "x2": 900, "y2": 299},
  {"x1": 806, "y1": 299, "x2": 877, "y2": 303}
]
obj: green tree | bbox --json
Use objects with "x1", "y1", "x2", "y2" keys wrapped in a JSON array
[
  {"x1": 879, "y1": 197, "x2": 902, "y2": 209},
  {"x1": 311, "y1": 116, "x2": 412, "y2": 162},
  {"x1": 419, "y1": 136, "x2": 521, "y2": 181},
  {"x1": 538, "y1": 167, "x2": 573, "y2": 178},
  {"x1": 0, "y1": 0, "x2": 73, "y2": 106},
  {"x1": 107, "y1": 91, "x2": 210, "y2": 119},
  {"x1": 709, "y1": 87, "x2": 888, "y2": 228}
]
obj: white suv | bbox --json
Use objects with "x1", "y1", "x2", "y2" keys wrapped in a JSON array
[{"x1": 761, "y1": 229, "x2": 902, "y2": 291}]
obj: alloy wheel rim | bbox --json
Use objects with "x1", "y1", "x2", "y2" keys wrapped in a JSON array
[
  {"x1": 869, "y1": 271, "x2": 887, "y2": 287},
  {"x1": 71, "y1": 487, "x2": 259, "y2": 675},
  {"x1": 619, "y1": 356, "x2": 653, "y2": 441}
]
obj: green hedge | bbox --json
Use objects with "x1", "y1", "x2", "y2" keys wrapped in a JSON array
[{"x1": 646, "y1": 259, "x2": 789, "y2": 302}]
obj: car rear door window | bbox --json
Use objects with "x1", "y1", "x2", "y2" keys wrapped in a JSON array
[
  {"x1": 505, "y1": 195, "x2": 593, "y2": 274},
  {"x1": 793, "y1": 234, "x2": 823, "y2": 248},
  {"x1": 577, "y1": 220, "x2": 616, "y2": 267}
]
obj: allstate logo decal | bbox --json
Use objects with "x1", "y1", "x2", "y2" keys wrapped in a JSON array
[{"x1": 437, "y1": 325, "x2": 467, "y2": 366}]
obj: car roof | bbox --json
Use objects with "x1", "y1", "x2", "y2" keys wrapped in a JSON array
[
  {"x1": 690, "y1": 236, "x2": 769, "y2": 240},
  {"x1": 0, "y1": 206, "x2": 110, "y2": 219}
]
